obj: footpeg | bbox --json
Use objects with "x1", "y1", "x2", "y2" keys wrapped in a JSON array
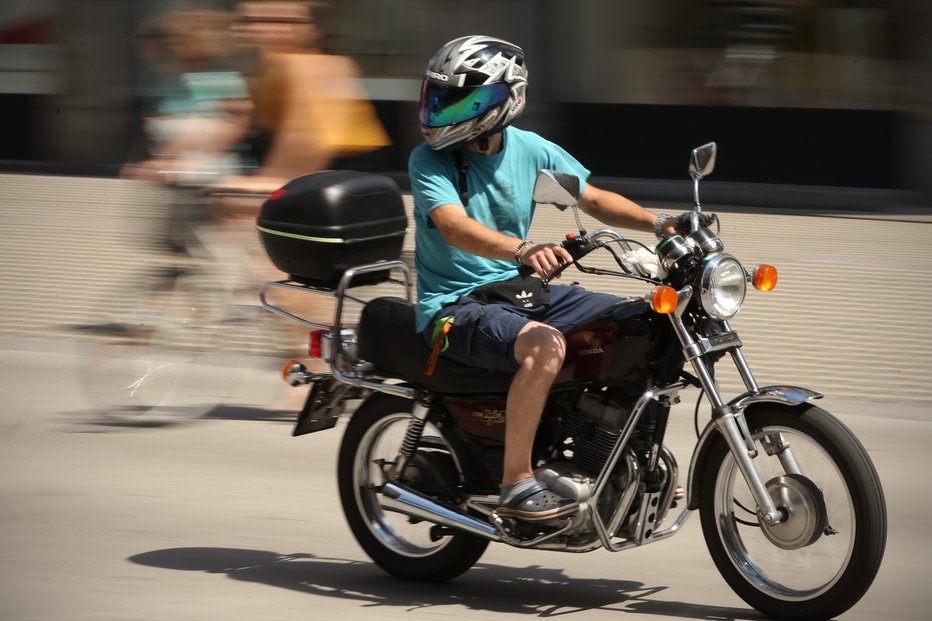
[{"x1": 490, "y1": 510, "x2": 573, "y2": 546}]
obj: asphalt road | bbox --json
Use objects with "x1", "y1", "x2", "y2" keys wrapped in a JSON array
[
  {"x1": 1, "y1": 173, "x2": 930, "y2": 620},
  {"x1": 1, "y1": 340, "x2": 929, "y2": 621}
]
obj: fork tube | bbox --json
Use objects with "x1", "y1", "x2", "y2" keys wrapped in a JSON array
[
  {"x1": 730, "y1": 348, "x2": 759, "y2": 392},
  {"x1": 669, "y1": 315, "x2": 725, "y2": 408},
  {"x1": 685, "y1": 349, "x2": 778, "y2": 520},
  {"x1": 669, "y1": 304, "x2": 781, "y2": 524},
  {"x1": 722, "y1": 320, "x2": 759, "y2": 392},
  {"x1": 763, "y1": 433, "x2": 803, "y2": 475},
  {"x1": 713, "y1": 411, "x2": 781, "y2": 523}
]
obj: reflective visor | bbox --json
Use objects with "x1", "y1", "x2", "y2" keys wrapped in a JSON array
[{"x1": 419, "y1": 81, "x2": 510, "y2": 128}]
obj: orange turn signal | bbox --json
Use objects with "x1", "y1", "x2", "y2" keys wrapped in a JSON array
[
  {"x1": 650, "y1": 286, "x2": 678, "y2": 314},
  {"x1": 281, "y1": 359, "x2": 302, "y2": 382},
  {"x1": 753, "y1": 264, "x2": 778, "y2": 291}
]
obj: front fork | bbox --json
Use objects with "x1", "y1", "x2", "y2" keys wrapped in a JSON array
[{"x1": 668, "y1": 286, "x2": 789, "y2": 526}]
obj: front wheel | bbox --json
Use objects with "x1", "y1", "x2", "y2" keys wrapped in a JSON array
[
  {"x1": 337, "y1": 394, "x2": 489, "y2": 581},
  {"x1": 699, "y1": 404, "x2": 886, "y2": 620}
]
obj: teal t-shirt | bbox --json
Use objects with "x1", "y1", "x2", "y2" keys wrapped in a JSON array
[{"x1": 408, "y1": 126, "x2": 590, "y2": 332}]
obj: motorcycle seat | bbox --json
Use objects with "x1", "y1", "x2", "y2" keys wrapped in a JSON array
[{"x1": 356, "y1": 296, "x2": 514, "y2": 394}]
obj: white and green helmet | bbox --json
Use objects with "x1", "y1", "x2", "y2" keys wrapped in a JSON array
[{"x1": 418, "y1": 35, "x2": 528, "y2": 151}]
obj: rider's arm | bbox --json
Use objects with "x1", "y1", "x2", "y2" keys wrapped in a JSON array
[
  {"x1": 578, "y1": 183, "x2": 677, "y2": 237},
  {"x1": 429, "y1": 203, "x2": 573, "y2": 278}
]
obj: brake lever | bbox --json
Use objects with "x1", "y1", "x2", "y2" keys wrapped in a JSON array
[
  {"x1": 544, "y1": 235, "x2": 596, "y2": 283},
  {"x1": 542, "y1": 261, "x2": 572, "y2": 284}
]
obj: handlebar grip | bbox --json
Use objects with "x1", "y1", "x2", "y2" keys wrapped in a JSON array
[
  {"x1": 518, "y1": 236, "x2": 591, "y2": 281},
  {"x1": 517, "y1": 264, "x2": 535, "y2": 279}
]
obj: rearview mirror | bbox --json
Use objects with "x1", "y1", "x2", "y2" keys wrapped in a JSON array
[
  {"x1": 689, "y1": 142, "x2": 717, "y2": 180},
  {"x1": 533, "y1": 170, "x2": 580, "y2": 207}
]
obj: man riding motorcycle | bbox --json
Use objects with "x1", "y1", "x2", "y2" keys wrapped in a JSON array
[{"x1": 408, "y1": 35, "x2": 678, "y2": 521}]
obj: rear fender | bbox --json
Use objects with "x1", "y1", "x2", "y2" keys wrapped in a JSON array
[{"x1": 685, "y1": 385, "x2": 822, "y2": 510}]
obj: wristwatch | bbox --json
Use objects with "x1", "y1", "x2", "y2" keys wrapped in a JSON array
[{"x1": 654, "y1": 214, "x2": 674, "y2": 240}]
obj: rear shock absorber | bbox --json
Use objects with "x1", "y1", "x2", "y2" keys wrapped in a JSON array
[{"x1": 389, "y1": 400, "x2": 430, "y2": 479}]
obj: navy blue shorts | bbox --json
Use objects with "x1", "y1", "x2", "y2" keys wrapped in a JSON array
[{"x1": 421, "y1": 284, "x2": 621, "y2": 373}]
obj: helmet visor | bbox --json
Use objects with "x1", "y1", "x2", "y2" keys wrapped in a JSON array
[{"x1": 419, "y1": 81, "x2": 510, "y2": 128}]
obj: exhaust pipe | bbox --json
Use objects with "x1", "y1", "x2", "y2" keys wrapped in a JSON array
[{"x1": 380, "y1": 481, "x2": 501, "y2": 541}]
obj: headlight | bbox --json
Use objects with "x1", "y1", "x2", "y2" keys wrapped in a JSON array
[{"x1": 699, "y1": 254, "x2": 746, "y2": 319}]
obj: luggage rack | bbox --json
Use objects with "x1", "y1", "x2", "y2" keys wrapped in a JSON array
[
  {"x1": 259, "y1": 259, "x2": 412, "y2": 330},
  {"x1": 259, "y1": 259, "x2": 417, "y2": 399}
]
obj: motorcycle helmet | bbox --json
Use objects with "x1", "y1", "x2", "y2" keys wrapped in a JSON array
[{"x1": 418, "y1": 35, "x2": 528, "y2": 151}]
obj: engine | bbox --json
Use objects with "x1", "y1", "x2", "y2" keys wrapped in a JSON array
[
  {"x1": 563, "y1": 392, "x2": 630, "y2": 475},
  {"x1": 533, "y1": 391, "x2": 664, "y2": 540}
]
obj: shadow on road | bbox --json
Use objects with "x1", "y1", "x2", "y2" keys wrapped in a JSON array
[{"x1": 129, "y1": 547, "x2": 762, "y2": 619}]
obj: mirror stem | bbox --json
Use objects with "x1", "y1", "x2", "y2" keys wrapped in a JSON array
[
  {"x1": 571, "y1": 205, "x2": 587, "y2": 238},
  {"x1": 692, "y1": 176, "x2": 703, "y2": 214}
]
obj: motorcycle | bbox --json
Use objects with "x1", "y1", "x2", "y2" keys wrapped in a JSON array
[{"x1": 258, "y1": 143, "x2": 886, "y2": 620}]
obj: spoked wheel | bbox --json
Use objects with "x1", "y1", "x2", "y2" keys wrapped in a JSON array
[
  {"x1": 699, "y1": 404, "x2": 886, "y2": 620},
  {"x1": 76, "y1": 265, "x2": 240, "y2": 425},
  {"x1": 337, "y1": 394, "x2": 489, "y2": 581}
]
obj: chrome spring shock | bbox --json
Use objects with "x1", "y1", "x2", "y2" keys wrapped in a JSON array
[{"x1": 389, "y1": 401, "x2": 430, "y2": 479}]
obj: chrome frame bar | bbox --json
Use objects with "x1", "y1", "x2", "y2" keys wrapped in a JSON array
[
  {"x1": 588, "y1": 381, "x2": 687, "y2": 551},
  {"x1": 260, "y1": 260, "x2": 419, "y2": 400}
]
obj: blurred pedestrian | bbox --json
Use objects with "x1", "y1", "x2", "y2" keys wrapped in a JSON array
[{"x1": 214, "y1": 0, "x2": 391, "y2": 197}]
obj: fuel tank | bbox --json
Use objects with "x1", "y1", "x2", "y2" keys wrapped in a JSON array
[
  {"x1": 443, "y1": 298, "x2": 662, "y2": 442},
  {"x1": 558, "y1": 297, "x2": 658, "y2": 383}
]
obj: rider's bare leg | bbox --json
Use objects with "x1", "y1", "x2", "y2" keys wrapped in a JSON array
[{"x1": 502, "y1": 321, "x2": 566, "y2": 487}]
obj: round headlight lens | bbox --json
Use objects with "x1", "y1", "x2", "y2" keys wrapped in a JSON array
[{"x1": 699, "y1": 255, "x2": 747, "y2": 319}]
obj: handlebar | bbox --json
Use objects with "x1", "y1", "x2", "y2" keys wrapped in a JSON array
[
  {"x1": 517, "y1": 234, "x2": 599, "y2": 282},
  {"x1": 518, "y1": 229, "x2": 658, "y2": 282}
]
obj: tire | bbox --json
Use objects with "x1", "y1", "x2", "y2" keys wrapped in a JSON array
[
  {"x1": 337, "y1": 394, "x2": 489, "y2": 581},
  {"x1": 698, "y1": 404, "x2": 886, "y2": 620},
  {"x1": 75, "y1": 260, "x2": 286, "y2": 425},
  {"x1": 75, "y1": 263, "x2": 232, "y2": 424}
]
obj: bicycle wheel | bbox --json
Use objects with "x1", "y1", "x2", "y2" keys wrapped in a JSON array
[{"x1": 76, "y1": 263, "x2": 240, "y2": 425}]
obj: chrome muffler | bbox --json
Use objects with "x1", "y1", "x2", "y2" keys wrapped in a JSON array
[{"x1": 380, "y1": 481, "x2": 502, "y2": 541}]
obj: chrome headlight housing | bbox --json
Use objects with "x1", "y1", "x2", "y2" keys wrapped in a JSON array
[{"x1": 699, "y1": 254, "x2": 747, "y2": 320}]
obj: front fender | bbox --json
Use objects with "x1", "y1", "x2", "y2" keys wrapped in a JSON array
[{"x1": 685, "y1": 385, "x2": 822, "y2": 511}]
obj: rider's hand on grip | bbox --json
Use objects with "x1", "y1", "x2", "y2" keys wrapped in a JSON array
[{"x1": 675, "y1": 212, "x2": 715, "y2": 235}]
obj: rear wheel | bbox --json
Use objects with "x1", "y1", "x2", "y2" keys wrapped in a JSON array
[
  {"x1": 337, "y1": 394, "x2": 489, "y2": 581},
  {"x1": 699, "y1": 404, "x2": 886, "y2": 620}
]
